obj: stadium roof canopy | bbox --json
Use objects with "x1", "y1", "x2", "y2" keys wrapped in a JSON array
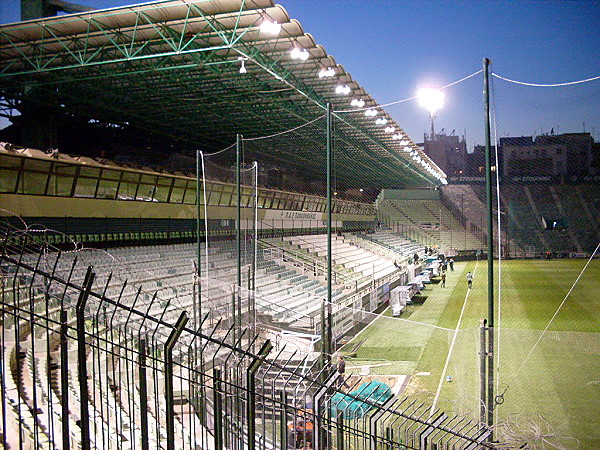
[{"x1": 0, "y1": 0, "x2": 446, "y2": 189}]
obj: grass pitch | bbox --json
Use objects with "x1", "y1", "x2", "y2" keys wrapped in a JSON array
[{"x1": 342, "y1": 259, "x2": 600, "y2": 448}]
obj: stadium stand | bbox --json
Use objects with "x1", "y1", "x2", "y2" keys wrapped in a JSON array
[
  {"x1": 457, "y1": 182, "x2": 600, "y2": 255},
  {"x1": 376, "y1": 189, "x2": 485, "y2": 253}
]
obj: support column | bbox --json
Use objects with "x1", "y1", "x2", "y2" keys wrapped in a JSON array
[
  {"x1": 236, "y1": 134, "x2": 243, "y2": 346},
  {"x1": 483, "y1": 57, "x2": 495, "y2": 437},
  {"x1": 325, "y1": 103, "x2": 333, "y2": 366}
]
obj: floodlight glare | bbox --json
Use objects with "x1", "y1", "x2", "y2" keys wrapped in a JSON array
[
  {"x1": 260, "y1": 20, "x2": 282, "y2": 35},
  {"x1": 318, "y1": 67, "x2": 335, "y2": 78},
  {"x1": 291, "y1": 47, "x2": 309, "y2": 60},
  {"x1": 417, "y1": 88, "x2": 445, "y2": 113}
]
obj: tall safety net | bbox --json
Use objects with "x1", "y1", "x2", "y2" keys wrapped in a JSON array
[
  {"x1": 362, "y1": 64, "x2": 600, "y2": 447},
  {"x1": 198, "y1": 144, "x2": 259, "y2": 346}
]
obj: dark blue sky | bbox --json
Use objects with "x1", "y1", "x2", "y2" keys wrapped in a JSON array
[{"x1": 1, "y1": 0, "x2": 599, "y2": 147}]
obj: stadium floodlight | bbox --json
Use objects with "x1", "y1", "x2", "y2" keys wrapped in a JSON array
[
  {"x1": 418, "y1": 88, "x2": 445, "y2": 113},
  {"x1": 318, "y1": 67, "x2": 336, "y2": 78},
  {"x1": 417, "y1": 88, "x2": 445, "y2": 140},
  {"x1": 364, "y1": 109, "x2": 377, "y2": 117},
  {"x1": 392, "y1": 133, "x2": 402, "y2": 140},
  {"x1": 335, "y1": 85, "x2": 351, "y2": 95},
  {"x1": 260, "y1": 19, "x2": 282, "y2": 35},
  {"x1": 375, "y1": 117, "x2": 388, "y2": 125},
  {"x1": 290, "y1": 47, "x2": 309, "y2": 60},
  {"x1": 385, "y1": 126, "x2": 395, "y2": 133},
  {"x1": 351, "y1": 98, "x2": 365, "y2": 107},
  {"x1": 399, "y1": 140, "x2": 409, "y2": 146},
  {"x1": 403, "y1": 146, "x2": 412, "y2": 152}
]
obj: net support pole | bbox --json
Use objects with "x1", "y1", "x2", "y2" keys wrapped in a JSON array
[
  {"x1": 236, "y1": 134, "x2": 243, "y2": 345},
  {"x1": 479, "y1": 319, "x2": 487, "y2": 428},
  {"x1": 483, "y1": 57, "x2": 495, "y2": 437},
  {"x1": 326, "y1": 102, "x2": 333, "y2": 363},
  {"x1": 195, "y1": 150, "x2": 201, "y2": 331}
]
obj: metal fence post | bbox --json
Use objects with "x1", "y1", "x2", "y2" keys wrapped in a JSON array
[
  {"x1": 165, "y1": 312, "x2": 188, "y2": 450},
  {"x1": 386, "y1": 426, "x2": 392, "y2": 450},
  {"x1": 246, "y1": 340, "x2": 272, "y2": 450},
  {"x1": 337, "y1": 411, "x2": 344, "y2": 450},
  {"x1": 76, "y1": 266, "x2": 95, "y2": 450},
  {"x1": 213, "y1": 368, "x2": 224, "y2": 450},
  {"x1": 280, "y1": 391, "x2": 288, "y2": 449},
  {"x1": 60, "y1": 309, "x2": 70, "y2": 450},
  {"x1": 314, "y1": 372, "x2": 337, "y2": 450},
  {"x1": 139, "y1": 338, "x2": 149, "y2": 450}
]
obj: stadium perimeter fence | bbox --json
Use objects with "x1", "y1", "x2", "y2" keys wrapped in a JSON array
[{"x1": 0, "y1": 223, "x2": 510, "y2": 449}]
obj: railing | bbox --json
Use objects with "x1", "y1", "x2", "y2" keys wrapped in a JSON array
[{"x1": 260, "y1": 241, "x2": 351, "y2": 286}]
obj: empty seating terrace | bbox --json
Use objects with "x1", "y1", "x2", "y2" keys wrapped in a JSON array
[
  {"x1": 377, "y1": 189, "x2": 484, "y2": 252},
  {"x1": 487, "y1": 183, "x2": 600, "y2": 254},
  {"x1": 10, "y1": 229, "x2": 423, "y2": 335}
]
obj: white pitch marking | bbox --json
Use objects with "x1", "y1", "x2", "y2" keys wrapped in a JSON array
[{"x1": 429, "y1": 261, "x2": 479, "y2": 418}]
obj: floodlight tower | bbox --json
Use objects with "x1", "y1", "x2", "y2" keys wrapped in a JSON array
[{"x1": 418, "y1": 88, "x2": 445, "y2": 141}]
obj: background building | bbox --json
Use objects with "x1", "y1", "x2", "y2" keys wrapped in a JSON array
[
  {"x1": 501, "y1": 133, "x2": 594, "y2": 177},
  {"x1": 421, "y1": 131, "x2": 466, "y2": 176}
]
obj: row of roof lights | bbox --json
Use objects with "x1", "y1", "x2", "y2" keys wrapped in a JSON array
[{"x1": 258, "y1": 19, "x2": 446, "y2": 184}]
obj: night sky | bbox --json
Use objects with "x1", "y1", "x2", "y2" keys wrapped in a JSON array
[{"x1": 1, "y1": 0, "x2": 599, "y2": 148}]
